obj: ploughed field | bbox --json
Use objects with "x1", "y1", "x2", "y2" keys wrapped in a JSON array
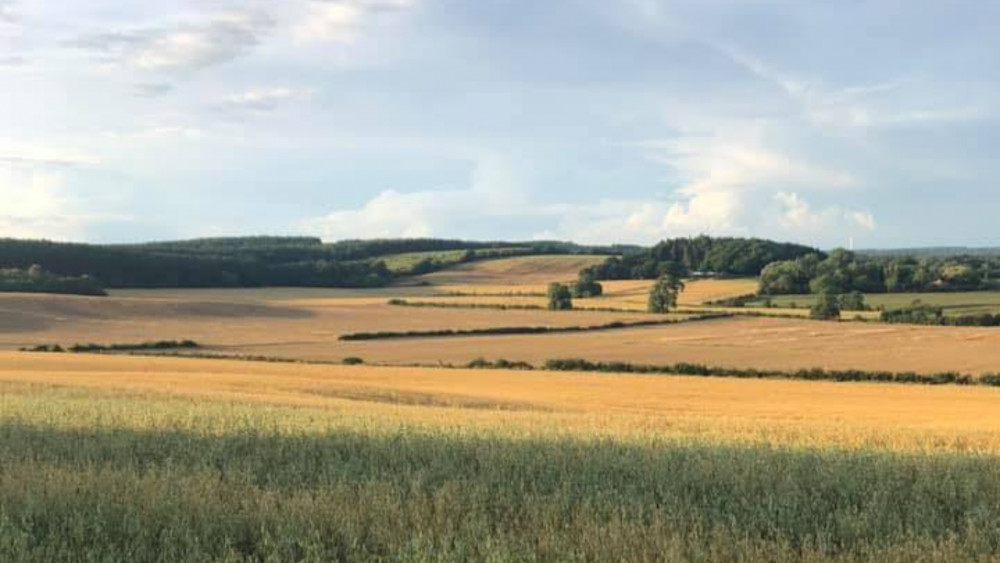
[{"x1": 8, "y1": 254, "x2": 1000, "y2": 560}]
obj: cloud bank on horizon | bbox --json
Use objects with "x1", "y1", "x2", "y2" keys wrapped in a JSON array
[{"x1": 1, "y1": 0, "x2": 997, "y2": 248}]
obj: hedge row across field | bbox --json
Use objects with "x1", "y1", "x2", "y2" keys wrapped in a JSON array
[
  {"x1": 541, "y1": 358, "x2": 1000, "y2": 386},
  {"x1": 21, "y1": 340, "x2": 200, "y2": 354},
  {"x1": 339, "y1": 314, "x2": 732, "y2": 341},
  {"x1": 454, "y1": 357, "x2": 1000, "y2": 387}
]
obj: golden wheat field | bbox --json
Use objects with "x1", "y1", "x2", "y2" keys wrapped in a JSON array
[{"x1": 5, "y1": 351, "x2": 1000, "y2": 454}]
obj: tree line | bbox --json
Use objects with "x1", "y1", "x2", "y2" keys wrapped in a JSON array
[
  {"x1": 582, "y1": 236, "x2": 820, "y2": 280},
  {"x1": 760, "y1": 249, "x2": 1000, "y2": 295},
  {"x1": 0, "y1": 237, "x2": 617, "y2": 290},
  {"x1": 0, "y1": 265, "x2": 107, "y2": 296}
]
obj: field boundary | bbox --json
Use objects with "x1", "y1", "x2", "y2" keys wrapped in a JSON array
[{"x1": 338, "y1": 314, "x2": 732, "y2": 341}]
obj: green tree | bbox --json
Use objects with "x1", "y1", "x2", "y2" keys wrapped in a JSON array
[
  {"x1": 839, "y1": 291, "x2": 866, "y2": 311},
  {"x1": 810, "y1": 292, "x2": 841, "y2": 320},
  {"x1": 547, "y1": 282, "x2": 573, "y2": 310},
  {"x1": 647, "y1": 274, "x2": 685, "y2": 313},
  {"x1": 573, "y1": 270, "x2": 603, "y2": 298}
]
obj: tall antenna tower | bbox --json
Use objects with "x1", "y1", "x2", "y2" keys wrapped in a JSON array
[{"x1": 849, "y1": 236, "x2": 855, "y2": 251}]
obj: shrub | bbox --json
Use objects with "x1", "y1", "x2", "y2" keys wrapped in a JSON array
[
  {"x1": 546, "y1": 283, "x2": 573, "y2": 310},
  {"x1": 810, "y1": 292, "x2": 841, "y2": 320}
]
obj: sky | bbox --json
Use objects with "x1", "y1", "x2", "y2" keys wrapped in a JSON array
[{"x1": 0, "y1": 0, "x2": 997, "y2": 248}]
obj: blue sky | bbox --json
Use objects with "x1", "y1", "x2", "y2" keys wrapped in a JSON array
[{"x1": 0, "y1": 0, "x2": 997, "y2": 248}]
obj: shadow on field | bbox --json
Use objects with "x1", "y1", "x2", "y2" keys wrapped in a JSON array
[
  {"x1": 305, "y1": 387, "x2": 549, "y2": 411},
  {"x1": 3, "y1": 422, "x2": 1000, "y2": 560}
]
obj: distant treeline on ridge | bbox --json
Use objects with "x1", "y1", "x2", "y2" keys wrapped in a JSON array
[
  {"x1": 582, "y1": 236, "x2": 821, "y2": 280},
  {"x1": 0, "y1": 237, "x2": 622, "y2": 292},
  {"x1": 5, "y1": 234, "x2": 1000, "y2": 297}
]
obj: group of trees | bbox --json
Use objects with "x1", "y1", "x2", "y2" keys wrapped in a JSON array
[
  {"x1": 760, "y1": 249, "x2": 1000, "y2": 295},
  {"x1": 0, "y1": 265, "x2": 106, "y2": 296},
  {"x1": 548, "y1": 271, "x2": 685, "y2": 314},
  {"x1": 582, "y1": 237, "x2": 820, "y2": 281}
]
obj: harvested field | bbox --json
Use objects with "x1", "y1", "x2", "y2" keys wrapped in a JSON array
[
  {"x1": 410, "y1": 254, "x2": 607, "y2": 287},
  {"x1": 4, "y1": 293, "x2": 993, "y2": 374},
  {"x1": 252, "y1": 316, "x2": 1000, "y2": 374},
  {"x1": 678, "y1": 278, "x2": 759, "y2": 305},
  {"x1": 0, "y1": 292, "x2": 654, "y2": 351}
]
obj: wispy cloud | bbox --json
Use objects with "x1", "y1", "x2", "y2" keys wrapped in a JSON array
[
  {"x1": 292, "y1": 0, "x2": 417, "y2": 44},
  {"x1": 0, "y1": 140, "x2": 101, "y2": 167},
  {"x1": 0, "y1": 0, "x2": 16, "y2": 25},
  {"x1": 134, "y1": 82, "x2": 174, "y2": 98},
  {"x1": 217, "y1": 87, "x2": 314, "y2": 116},
  {"x1": 68, "y1": 11, "x2": 275, "y2": 73}
]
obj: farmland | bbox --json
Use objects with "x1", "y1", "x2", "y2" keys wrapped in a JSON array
[
  {"x1": 753, "y1": 291, "x2": 1000, "y2": 316},
  {"x1": 7, "y1": 251, "x2": 1000, "y2": 560},
  {"x1": 6, "y1": 353, "x2": 1000, "y2": 559}
]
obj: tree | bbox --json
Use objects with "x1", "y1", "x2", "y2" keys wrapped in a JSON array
[
  {"x1": 810, "y1": 292, "x2": 841, "y2": 320},
  {"x1": 647, "y1": 274, "x2": 685, "y2": 313},
  {"x1": 547, "y1": 282, "x2": 573, "y2": 310},
  {"x1": 839, "y1": 291, "x2": 866, "y2": 311},
  {"x1": 572, "y1": 270, "x2": 603, "y2": 298}
]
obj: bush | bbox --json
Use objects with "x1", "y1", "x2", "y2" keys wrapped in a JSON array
[
  {"x1": 342, "y1": 357, "x2": 364, "y2": 365},
  {"x1": 546, "y1": 283, "x2": 573, "y2": 310},
  {"x1": 810, "y1": 292, "x2": 841, "y2": 320}
]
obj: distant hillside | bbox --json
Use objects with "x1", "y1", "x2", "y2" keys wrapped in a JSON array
[{"x1": 0, "y1": 237, "x2": 619, "y2": 291}]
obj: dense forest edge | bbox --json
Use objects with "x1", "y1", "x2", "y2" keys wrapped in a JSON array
[
  {"x1": 0, "y1": 237, "x2": 625, "y2": 294},
  {"x1": 3, "y1": 235, "x2": 1000, "y2": 301}
]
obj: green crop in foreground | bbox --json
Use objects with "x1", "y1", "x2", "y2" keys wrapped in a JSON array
[{"x1": 3, "y1": 388, "x2": 1000, "y2": 561}]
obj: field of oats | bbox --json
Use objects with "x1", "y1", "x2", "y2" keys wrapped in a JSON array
[{"x1": 4, "y1": 353, "x2": 1000, "y2": 560}]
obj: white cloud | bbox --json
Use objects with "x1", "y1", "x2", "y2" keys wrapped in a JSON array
[
  {"x1": 218, "y1": 87, "x2": 313, "y2": 114},
  {"x1": 626, "y1": 127, "x2": 859, "y2": 237},
  {"x1": 134, "y1": 82, "x2": 174, "y2": 98},
  {"x1": 300, "y1": 151, "x2": 874, "y2": 245},
  {"x1": 292, "y1": 0, "x2": 417, "y2": 44},
  {"x1": 0, "y1": 168, "x2": 86, "y2": 240},
  {"x1": 69, "y1": 11, "x2": 275, "y2": 73},
  {"x1": 0, "y1": 0, "x2": 16, "y2": 25},
  {"x1": 775, "y1": 191, "x2": 875, "y2": 233},
  {"x1": 0, "y1": 140, "x2": 100, "y2": 167}
]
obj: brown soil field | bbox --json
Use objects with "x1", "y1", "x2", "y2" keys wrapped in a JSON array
[{"x1": 5, "y1": 351, "x2": 1000, "y2": 453}]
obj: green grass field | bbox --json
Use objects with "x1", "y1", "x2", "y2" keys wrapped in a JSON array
[
  {"x1": 377, "y1": 249, "x2": 471, "y2": 274},
  {"x1": 751, "y1": 291, "x2": 1000, "y2": 316}
]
